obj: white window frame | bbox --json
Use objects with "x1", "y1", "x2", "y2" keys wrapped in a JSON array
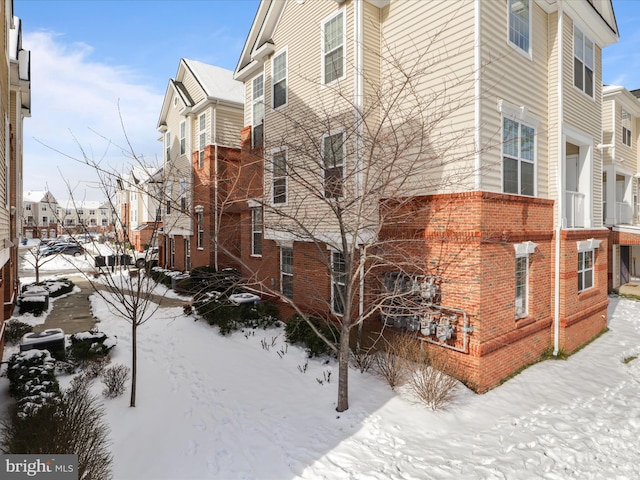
[
  {"x1": 271, "y1": 148, "x2": 288, "y2": 205},
  {"x1": 515, "y1": 254, "x2": 529, "y2": 318},
  {"x1": 577, "y1": 250, "x2": 594, "y2": 292},
  {"x1": 185, "y1": 238, "x2": 191, "y2": 272},
  {"x1": 280, "y1": 247, "x2": 293, "y2": 299},
  {"x1": 180, "y1": 179, "x2": 187, "y2": 213},
  {"x1": 508, "y1": 0, "x2": 531, "y2": 56},
  {"x1": 251, "y1": 207, "x2": 262, "y2": 257},
  {"x1": 502, "y1": 116, "x2": 536, "y2": 196},
  {"x1": 622, "y1": 109, "x2": 632, "y2": 148},
  {"x1": 576, "y1": 238, "x2": 601, "y2": 292},
  {"x1": 165, "y1": 131, "x2": 171, "y2": 162},
  {"x1": 197, "y1": 211, "x2": 204, "y2": 249},
  {"x1": 321, "y1": 9, "x2": 346, "y2": 85},
  {"x1": 331, "y1": 250, "x2": 346, "y2": 316},
  {"x1": 180, "y1": 120, "x2": 186, "y2": 155},
  {"x1": 272, "y1": 48, "x2": 288, "y2": 109},
  {"x1": 251, "y1": 73, "x2": 265, "y2": 148},
  {"x1": 322, "y1": 129, "x2": 345, "y2": 199},
  {"x1": 573, "y1": 25, "x2": 594, "y2": 99},
  {"x1": 198, "y1": 113, "x2": 206, "y2": 168}
]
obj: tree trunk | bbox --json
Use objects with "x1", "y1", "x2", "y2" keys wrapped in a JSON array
[
  {"x1": 336, "y1": 323, "x2": 351, "y2": 412},
  {"x1": 130, "y1": 322, "x2": 137, "y2": 407}
]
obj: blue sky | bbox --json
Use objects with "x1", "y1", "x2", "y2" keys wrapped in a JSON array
[{"x1": 14, "y1": 0, "x2": 640, "y2": 201}]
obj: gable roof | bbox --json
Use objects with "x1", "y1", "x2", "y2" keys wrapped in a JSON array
[
  {"x1": 157, "y1": 59, "x2": 243, "y2": 130},
  {"x1": 24, "y1": 190, "x2": 56, "y2": 204},
  {"x1": 234, "y1": 0, "x2": 286, "y2": 82}
]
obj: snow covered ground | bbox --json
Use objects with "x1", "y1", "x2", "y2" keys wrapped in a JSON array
[{"x1": 3, "y1": 257, "x2": 640, "y2": 479}]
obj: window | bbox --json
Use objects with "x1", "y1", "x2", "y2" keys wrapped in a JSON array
[
  {"x1": 42, "y1": 216, "x2": 48, "y2": 225},
  {"x1": 89, "y1": 210, "x2": 95, "y2": 215},
  {"x1": 180, "y1": 179, "x2": 187, "y2": 213},
  {"x1": 272, "y1": 150, "x2": 287, "y2": 204},
  {"x1": 323, "y1": 131, "x2": 345, "y2": 198},
  {"x1": 323, "y1": 11, "x2": 344, "y2": 84},
  {"x1": 42, "y1": 205, "x2": 47, "y2": 212},
  {"x1": 197, "y1": 212, "x2": 204, "y2": 249},
  {"x1": 515, "y1": 255, "x2": 529, "y2": 318},
  {"x1": 574, "y1": 26, "x2": 594, "y2": 98},
  {"x1": 185, "y1": 238, "x2": 191, "y2": 271},
  {"x1": 508, "y1": 0, "x2": 530, "y2": 53},
  {"x1": 198, "y1": 114, "x2": 206, "y2": 168},
  {"x1": 165, "y1": 132, "x2": 171, "y2": 162},
  {"x1": 180, "y1": 121, "x2": 186, "y2": 155},
  {"x1": 251, "y1": 207, "x2": 262, "y2": 256},
  {"x1": 622, "y1": 109, "x2": 632, "y2": 147},
  {"x1": 165, "y1": 184, "x2": 172, "y2": 214},
  {"x1": 170, "y1": 237, "x2": 175, "y2": 268},
  {"x1": 331, "y1": 251, "x2": 346, "y2": 315},
  {"x1": 280, "y1": 247, "x2": 293, "y2": 299},
  {"x1": 25, "y1": 203, "x2": 31, "y2": 211},
  {"x1": 252, "y1": 74, "x2": 264, "y2": 148},
  {"x1": 272, "y1": 50, "x2": 287, "y2": 108},
  {"x1": 503, "y1": 117, "x2": 535, "y2": 195},
  {"x1": 578, "y1": 250, "x2": 594, "y2": 292}
]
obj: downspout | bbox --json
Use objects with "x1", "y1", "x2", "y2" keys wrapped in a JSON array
[
  {"x1": 474, "y1": 0, "x2": 482, "y2": 190},
  {"x1": 354, "y1": 0, "x2": 365, "y2": 325},
  {"x1": 213, "y1": 105, "x2": 219, "y2": 271},
  {"x1": 553, "y1": 2, "x2": 564, "y2": 356}
]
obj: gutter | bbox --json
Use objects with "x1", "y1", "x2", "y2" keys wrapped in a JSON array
[
  {"x1": 553, "y1": 2, "x2": 564, "y2": 357},
  {"x1": 474, "y1": 0, "x2": 482, "y2": 190}
]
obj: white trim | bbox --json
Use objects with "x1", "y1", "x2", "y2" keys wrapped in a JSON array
[
  {"x1": 576, "y1": 238, "x2": 602, "y2": 253},
  {"x1": 514, "y1": 241, "x2": 538, "y2": 256}
]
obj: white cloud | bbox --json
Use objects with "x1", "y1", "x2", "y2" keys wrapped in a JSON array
[{"x1": 23, "y1": 31, "x2": 163, "y2": 201}]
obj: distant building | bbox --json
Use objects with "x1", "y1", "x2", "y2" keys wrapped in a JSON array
[{"x1": 23, "y1": 190, "x2": 57, "y2": 239}]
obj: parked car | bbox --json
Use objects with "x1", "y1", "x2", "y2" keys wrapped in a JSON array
[
  {"x1": 41, "y1": 243, "x2": 85, "y2": 257},
  {"x1": 134, "y1": 247, "x2": 158, "y2": 268}
]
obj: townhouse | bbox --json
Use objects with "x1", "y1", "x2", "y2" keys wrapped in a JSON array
[
  {"x1": 2, "y1": 4, "x2": 31, "y2": 349},
  {"x1": 156, "y1": 59, "x2": 244, "y2": 272},
  {"x1": 113, "y1": 167, "x2": 162, "y2": 251},
  {"x1": 57, "y1": 199, "x2": 115, "y2": 237},
  {"x1": 602, "y1": 85, "x2": 640, "y2": 290},
  {"x1": 22, "y1": 190, "x2": 55, "y2": 239},
  {"x1": 230, "y1": 0, "x2": 619, "y2": 392}
]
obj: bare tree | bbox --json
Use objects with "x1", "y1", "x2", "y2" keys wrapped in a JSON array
[{"x1": 207, "y1": 40, "x2": 488, "y2": 412}]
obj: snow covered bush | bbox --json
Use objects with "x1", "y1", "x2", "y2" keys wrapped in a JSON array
[
  {"x1": 5, "y1": 349, "x2": 61, "y2": 418},
  {"x1": 194, "y1": 294, "x2": 280, "y2": 335},
  {"x1": 67, "y1": 330, "x2": 116, "y2": 364},
  {"x1": 1, "y1": 375, "x2": 113, "y2": 479}
]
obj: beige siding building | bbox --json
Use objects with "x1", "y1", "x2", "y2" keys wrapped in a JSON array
[
  {"x1": 233, "y1": 0, "x2": 619, "y2": 392},
  {"x1": 157, "y1": 59, "x2": 244, "y2": 272}
]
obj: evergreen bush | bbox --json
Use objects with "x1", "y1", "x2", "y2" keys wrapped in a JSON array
[{"x1": 284, "y1": 315, "x2": 338, "y2": 358}]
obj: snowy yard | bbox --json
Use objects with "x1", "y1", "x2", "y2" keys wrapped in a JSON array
[{"x1": 3, "y1": 253, "x2": 640, "y2": 479}]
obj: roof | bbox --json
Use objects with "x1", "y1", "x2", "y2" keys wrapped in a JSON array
[
  {"x1": 24, "y1": 190, "x2": 55, "y2": 203},
  {"x1": 182, "y1": 59, "x2": 243, "y2": 105},
  {"x1": 157, "y1": 59, "x2": 243, "y2": 131}
]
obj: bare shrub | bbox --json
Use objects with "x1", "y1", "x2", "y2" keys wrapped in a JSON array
[
  {"x1": 407, "y1": 346, "x2": 459, "y2": 411},
  {"x1": 85, "y1": 356, "x2": 110, "y2": 378},
  {"x1": 374, "y1": 334, "x2": 418, "y2": 389},
  {"x1": 101, "y1": 364, "x2": 130, "y2": 398},
  {"x1": 0, "y1": 377, "x2": 113, "y2": 479},
  {"x1": 350, "y1": 346, "x2": 376, "y2": 373}
]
